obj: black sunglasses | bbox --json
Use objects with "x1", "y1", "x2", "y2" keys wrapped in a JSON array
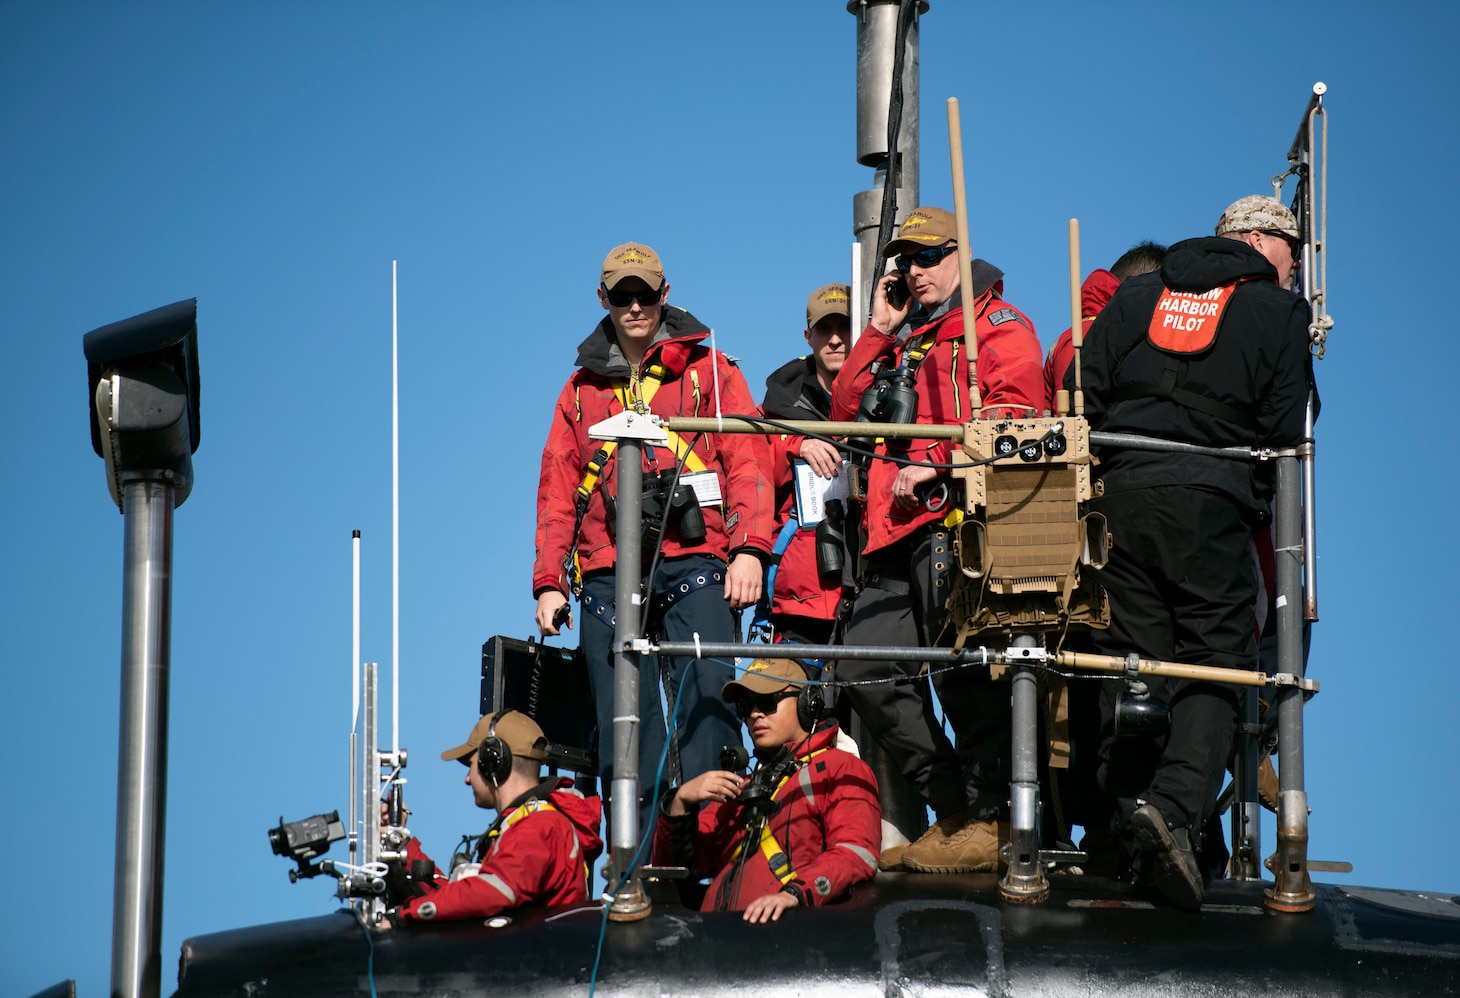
[
  {"x1": 895, "y1": 245, "x2": 958, "y2": 272},
  {"x1": 1263, "y1": 231, "x2": 1302, "y2": 257},
  {"x1": 603, "y1": 284, "x2": 662, "y2": 308},
  {"x1": 733, "y1": 689, "x2": 797, "y2": 721}
]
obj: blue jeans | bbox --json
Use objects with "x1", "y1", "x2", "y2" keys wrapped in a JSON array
[{"x1": 581, "y1": 554, "x2": 741, "y2": 840}]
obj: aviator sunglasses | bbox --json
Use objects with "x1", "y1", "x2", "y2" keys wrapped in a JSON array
[
  {"x1": 602, "y1": 284, "x2": 663, "y2": 308},
  {"x1": 894, "y1": 244, "x2": 958, "y2": 272},
  {"x1": 733, "y1": 689, "x2": 798, "y2": 721}
]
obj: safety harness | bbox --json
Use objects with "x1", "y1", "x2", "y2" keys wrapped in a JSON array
[
  {"x1": 562, "y1": 359, "x2": 711, "y2": 596},
  {"x1": 724, "y1": 747, "x2": 830, "y2": 888},
  {"x1": 481, "y1": 796, "x2": 591, "y2": 893}
]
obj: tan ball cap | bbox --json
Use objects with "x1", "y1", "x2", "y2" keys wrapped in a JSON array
[
  {"x1": 1215, "y1": 195, "x2": 1299, "y2": 240},
  {"x1": 601, "y1": 242, "x2": 665, "y2": 290},
  {"x1": 882, "y1": 206, "x2": 958, "y2": 257},
  {"x1": 806, "y1": 283, "x2": 851, "y2": 330},
  {"x1": 721, "y1": 657, "x2": 810, "y2": 702},
  {"x1": 440, "y1": 710, "x2": 549, "y2": 765}
]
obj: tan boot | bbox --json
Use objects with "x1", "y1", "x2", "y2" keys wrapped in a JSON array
[
  {"x1": 1258, "y1": 756, "x2": 1279, "y2": 812},
  {"x1": 879, "y1": 842, "x2": 910, "y2": 871},
  {"x1": 903, "y1": 816, "x2": 1009, "y2": 873}
]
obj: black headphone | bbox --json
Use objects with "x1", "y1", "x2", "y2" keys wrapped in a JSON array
[
  {"x1": 795, "y1": 682, "x2": 826, "y2": 733},
  {"x1": 475, "y1": 710, "x2": 514, "y2": 785}
]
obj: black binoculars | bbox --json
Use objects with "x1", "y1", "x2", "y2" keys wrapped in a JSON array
[
  {"x1": 605, "y1": 469, "x2": 707, "y2": 550},
  {"x1": 851, "y1": 361, "x2": 919, "y2": 453}
]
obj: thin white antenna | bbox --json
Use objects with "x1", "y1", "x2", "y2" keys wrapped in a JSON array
[
  {"x1": 391, "y1": 260, "x2": 400, "y2": 760},
  {"x1": 352, "y1": 530, "x2": 361, "y2": 730},
  {"x1": 709, "y1": 327, "x2": 723, "y2": 432},
  {"x1": 850, "y1": 241, "x2": 863, "y2": 345},
  {"x1": 349, "y1": 529, "x2": 360, "y2": 857}
]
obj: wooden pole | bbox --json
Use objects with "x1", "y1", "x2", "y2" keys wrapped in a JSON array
[
  {"x1": 1068, "y1": 218, "x2": 1085, "y2": 416},
  {"x1": 946, "y1": 97, "x2": 982, "y2": 411}
]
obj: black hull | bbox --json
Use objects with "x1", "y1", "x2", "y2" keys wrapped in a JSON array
[{"x1": 176, "y1": 873, "x2": 1460, "y2": 996}]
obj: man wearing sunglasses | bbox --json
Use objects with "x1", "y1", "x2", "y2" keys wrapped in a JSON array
[
  {"x1": 532, "y1": 242, "x2": 774, "y2": 839},
  {"x1": 654, "y1": 657, "x2": 880, "y2": 922},
  {"x1": 756, "y1": 283, "x2": 853, "y2": 645},
  {"x1": 1071, "y1": 195, "x2": 1315, "y2": 910},
  {"x1": 828, "y1": 207, "x2": 1044, "y2": 875}
]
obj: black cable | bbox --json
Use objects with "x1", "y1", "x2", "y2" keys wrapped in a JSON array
[{"x1": 727, "y1": 413, "x2": 1061, "y2": 472}]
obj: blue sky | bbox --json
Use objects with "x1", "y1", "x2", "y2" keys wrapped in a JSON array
[{"x1": 5, "y1": 2, "x2": 1459, "y2": 995}]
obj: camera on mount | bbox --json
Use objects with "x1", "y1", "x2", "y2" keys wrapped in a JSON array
[
  {"x1": 268, "y1": 811, "x2": 345, "y2": 882},
  {"x1": 604, "y1": 469, "x2": 706, "y2": 550}
]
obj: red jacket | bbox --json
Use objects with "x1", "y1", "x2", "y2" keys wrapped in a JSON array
[
  {"x1": 1042, "y1": 268, "x2": 1120, "y2": 412},
  {"x1": 830, "y1": 270, "x2": 1044, "y2": 555},
  {"x1": 760, "y1": 356, "x2": 844, "y2": 623},
  {"x1": 533, "y1": 307, "x2": 774, "y2": 597},
  {"x1": 653, "y1": 722, "x2": 881, "y2": 911},
  {"x1": 396, "y1": 779, "x2": 603, "y2": 923}
]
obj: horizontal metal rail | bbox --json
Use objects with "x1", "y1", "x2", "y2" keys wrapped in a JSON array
[{"x1": 643, "y1": 640, "x2": 1318, "y2": 692}]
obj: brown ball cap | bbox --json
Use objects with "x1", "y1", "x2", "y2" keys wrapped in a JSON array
[
  {"x1": 440, "y1": 710, "x2": 549, "y2": 765},
  {"x1": 882, "y1": 206, "x2": 958, "y2": 257},
  {"x1": 601, "y1": 242, "x2": 665, "y2": 290},
  {"x1": 721, "y1": 657, "x2": 810, "y2": 702},
  {"x1": 806, "y1": 283, "x2": 851, "y2": 330}
]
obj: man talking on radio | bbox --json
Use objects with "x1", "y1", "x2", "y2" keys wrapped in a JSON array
[
  {"x1": 830, "y1": 207, "x2": 1044, "y2": 873},
  {"x1": 385, "y1": 710, "x2": 603, "y2": 925},
  {"x1": 654, "y1": 657, "x2": 880, "y2": 921}
]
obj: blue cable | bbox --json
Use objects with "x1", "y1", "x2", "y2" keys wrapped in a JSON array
[{"x1": 588, "y1": 652, "x2": 707, "y2": 997}]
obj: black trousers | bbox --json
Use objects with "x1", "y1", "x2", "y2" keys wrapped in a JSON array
[
  {"x1": 1091, "y1": 486, "x2": 1256, "y2": 835},
  {"x1": 840, "y1": 528, "x2": 1011, "y2": 821}
]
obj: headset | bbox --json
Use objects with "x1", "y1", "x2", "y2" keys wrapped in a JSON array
[
  {"x1": 475, "y1": 710, "x2": 514, "y2": 786},
  {"x1": 795, "y1": 680, "x2": 826, "y2": 733}
]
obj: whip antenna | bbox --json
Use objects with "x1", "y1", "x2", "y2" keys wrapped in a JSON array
[{"x1": 391, "y1": 260, "x2": 400, "y2": 760}]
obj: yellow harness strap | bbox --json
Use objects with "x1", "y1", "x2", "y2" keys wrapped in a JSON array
[
  {"x1": 729, "y1": 748, "x2": 830, "y2": 886},
  {"x1": 486, "y1": 799, "x2": 590, "y2": 891}
]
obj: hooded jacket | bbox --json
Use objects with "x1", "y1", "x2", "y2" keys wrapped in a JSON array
[
  {"x1": 1071, "y1": 237, "x2": 1315, "y2": 510},
  {"x1": 396, "y1": 778, "x2": 603, "y2": 923},
  {"x1": 653, "y1": 721, "x2": 880, "y2": 912},
  {"x1": 830, "y1": 262, "x2": 1045, "y2": 555},
  {"x1": 533, "y1": 307, "x2": 774, "y2": 598},
  {"x1": 759, "y1": 356, "x2": 844, "y2": 622},
  {"x1": 1043, "y1": 268, "x2": 1121, "y2": 411}
]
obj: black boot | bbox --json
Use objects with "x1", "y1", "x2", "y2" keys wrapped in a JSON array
[{"x1": 1131, "y1": 803, "x2": 1203, "y2": 912}]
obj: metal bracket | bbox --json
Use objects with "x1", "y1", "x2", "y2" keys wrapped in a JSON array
[
  {"x1": 1001, "y1": 644, "x2": 1051, "y2": 665},
  {"x1": 1271, "y1": 673, "x2": 1320, "y2": 693},
  {"x1": 588, "y1": 409, "x2": 670, "y2": 445}
]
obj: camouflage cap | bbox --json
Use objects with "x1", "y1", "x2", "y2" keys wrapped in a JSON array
[
  {"x1": 882, "y1": 206, "x2": 958, "y2": 257},
  {"x1": 440, "y1": 710, "x2": 549, "y2": 765},
  {"x1": 806, "y1": 282, "x2": 851, "y2": 330},
  {"x1": 601, "y1": 242, "x2": 665, "y2": 290},
  {"x1": 1215, "y1": 195, "x2": 1299, "y2": 239},
  {"x1": 721, "y1": 658, "x2": 810, "y2": 702}
]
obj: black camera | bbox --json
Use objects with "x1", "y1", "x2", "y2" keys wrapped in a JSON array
[{"x1": 268, "y1": 810, "x2": 345, "y2": 882}]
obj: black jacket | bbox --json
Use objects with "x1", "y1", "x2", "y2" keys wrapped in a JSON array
[
  {"x1": 1070, "y1": 237, "x2": 1315, "y2": 511},
  {"x1": 762, "y1": 355, "x2": 832, "y2": 420}
]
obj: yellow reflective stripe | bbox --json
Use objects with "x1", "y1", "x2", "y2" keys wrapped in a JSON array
[{"x1": 949, "y1": 341, "x2": 962, "y2": 420}]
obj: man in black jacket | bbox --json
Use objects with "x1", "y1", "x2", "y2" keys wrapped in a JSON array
[{"x1": 1071, "y1": 195, "x2": 1315, "y2": 909}]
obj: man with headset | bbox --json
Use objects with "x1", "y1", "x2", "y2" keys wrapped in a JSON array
[
  {"x1": 387, "y1": 710, "x2": 603, "y2": 925},
  {"x1": 653, "y1": 658, "x2": 881, "y2": 922}
]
